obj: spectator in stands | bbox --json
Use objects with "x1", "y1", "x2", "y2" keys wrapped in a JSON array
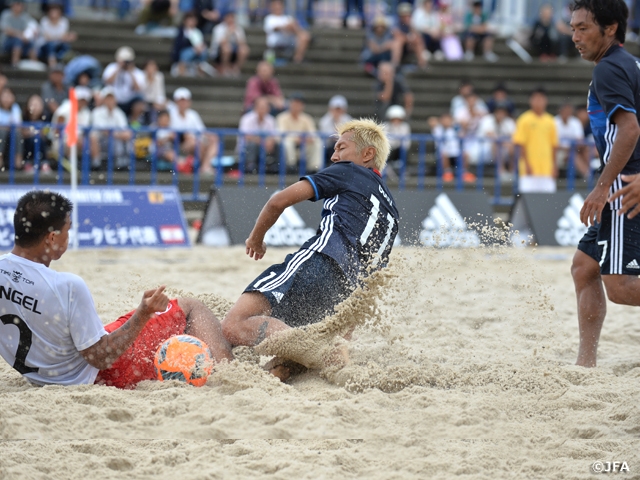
[
  {"x1": 102, "y1": 46, "x2": 147, "y2": 116},
  {"x1": 343, "y1": 0, "x2": 365, "y2": 29},
  {"x1": 575, "y1": 105, "x2": 593, "y2": 142},
  {"x1": 64, "y1": 54, "x2": 102, "y2": 88},
  {"x1": 411, "y1": 0, "x2": 444, "y2": 61},
  {"x1": 168, "y1": 87, "x2": 218, "y2": 174},
  {"x1": 385, "y1": 105, "x2": 411, "y2": 164},
  {"x1": 393, "y1": 3, "x2": 427, "y2": 69},
  {"x1": 171, "y1": 12, "x2": 215, "y2": 77},
  {"x1": 529, "y1": 3, "x2": 566, "y2": 62},
  {"x1": 318, "y1": 94, "x2": 352, "y2": 163},
  {"x1": 438, "y1": 0, "x2": 463, "y2": 61},
  {"x1": 21, "y1": 94, "x2": 50, "y2": 174},
  {"x1": 51, "y1": 85, "x2": 91, "y2": 165},
  {"x1": 476, "y1": 102, "x2": 516, "y2": 179},
  {"x1": 463, "y1": 0, "x2": 498, "y2": 62},
  {"x1": 136, "y1": 0, "x2": 178, "y2": 33},
  {"x1": 485, "y1": 82, "x2": 515, "y2": 116},
  {"x1": 373, "y1": 62, "x2": 413, "y2": 122},
  {"x1": 453, "y1": 92, "x2": 483, "y2": 182},
  {"x1": 263, "y1": 0, "x2": 310, "y2": 64},
  {"x1": 361, "y1": 16, "x2": 398, "y2": 74},
  {"x1": 238, "y1": 95, "x2": 279, "y2": 174},
  {"x1": 512, "y1": 88, "x2": 558, "y2": 193},
  {"x1": 432, "y1": 111, "x2": 464, "y2": 182},
  {"x1": 90, "y1": 86, "x2": 132, "y2": 170},
  {"x1": 40, "y1": 64, "x2": 68, "y2": 120},
  {"x1": 152, "y1": 109, "x2": 176, "y2": 171},
  {"x1": 0, "y1": 86, "x2": 22, "y2": 170},
  {"x1": 38, "y1": 2, "x2": 76, "y2": 67},
  {"x1": 210, "y1": 10, "x2": 249, "y2": 77},
  {"x1": 276, "y1": 92, "x2": 321, "y2": 173},
  {"x1": 554, "y1": 102, "x2": 589, "y2": 178},
  {"x1": 0, "y1": 0, "x2": 37, "y2": 67},
  {"x1": 142, "y1": 59, "x2": 166, "y2": 118},
  {"x1": 194, "y1": 0, "x2": 221, "y2": 36},
  {"x1": 450, "y1": 79, "x2": 487, "y2": 117},
  {"x1": 243, "y1": 60, "x2": 285, "y2": 114}
]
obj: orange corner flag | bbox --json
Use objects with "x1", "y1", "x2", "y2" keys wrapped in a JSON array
[{"x1": 65, "y1": 87, "x2": 78, "y2": 147}]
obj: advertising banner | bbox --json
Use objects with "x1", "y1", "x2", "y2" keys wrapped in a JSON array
[{"x1": 0, "y1": 186, "x2": 190, "y2": 250}]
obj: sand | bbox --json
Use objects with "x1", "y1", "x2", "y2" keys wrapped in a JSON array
[{"x1": 1, "y1": 244, "x2": 639, "y2": 479}]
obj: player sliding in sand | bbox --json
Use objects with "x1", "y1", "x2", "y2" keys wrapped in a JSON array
[
  {"x1": 0, "y1": 191, "x2": 233, "y2": 388},
  {"x1": 222, "y1": 119, "x2": 399, "y2": 381},
  {"x1": 570, "y1": 0, "x2": 640, "y2": 367}
]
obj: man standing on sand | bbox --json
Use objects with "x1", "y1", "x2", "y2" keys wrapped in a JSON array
[
  {"x1": 222, "y1": 119, "x2": 399, "y2": 381},
  {"x1": 569, "y1": 0, "x2": 640, "y2": 367},
  {"x1": 0, "y1": 191, "x2": 233, "y2": 388}
]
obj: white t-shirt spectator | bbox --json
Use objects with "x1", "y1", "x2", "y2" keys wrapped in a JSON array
[
  {"x1": 52, "y1": 100, "x2": 91, "y2": 132},
  {"x1": 264, "y1": 14, "x2": 295, "y2": 48},
  {"x1": 318, "y1": 112, "x2": 352, "y2": 136},
  {"x1": 184, "y1": 27, "x2": 205, "y2": 49},
  {"x1": 143, "y1": 71, "x2": 166, "y2": 106},
  {"x1": 554, "y1": 115, "x2": 584, "y2": 148},
  {"x1": 411, "y1": 8, "x2": 440, "y2": 34},
  {"x1": 386, "y1": 121, "x2": 411, "y2": 150},
  {"x1": 0, "y1": 103, "x2": 22, "y2": 125},
  {"x1": 239, "y1": 110, "x2": 277, "y2": 135},
  {"x1": 40, "y1": 16, "x2": 69, "y2": 41},
  {"x1": 210, "y1": 22, "x2": 246, "y2": 56},
  {"x1": 91, "y1": 105, "x2": 128, "y2": 129},
  {"x1": 102, "y1": 63, "x2": 146, "y2": 104},
  {"x1": 168, "y1": 103, "x2": 205, "y2": 132},
  {"x1": 433, "y1": 125, "x2": 461, "y2": 158},
  {"x1": 477, "y1": 114, "x2": 516, "y2": 139}
]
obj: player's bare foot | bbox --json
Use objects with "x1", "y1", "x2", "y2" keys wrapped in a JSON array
[{"x1": 264, "y1": 356, "x2": 307, "y2": 382}]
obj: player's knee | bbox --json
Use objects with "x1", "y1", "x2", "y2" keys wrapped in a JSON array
[{"x1": 571, "y1": 252, "x2": 599, "y2": 284}]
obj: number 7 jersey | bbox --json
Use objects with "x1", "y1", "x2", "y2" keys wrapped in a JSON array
[{"x1": 302, "y1": 161, "x2": 399, "y2": 284}]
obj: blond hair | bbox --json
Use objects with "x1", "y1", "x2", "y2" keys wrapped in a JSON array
[{"x1": 336, "y1": 118, "x2": 390, "y2": 171}]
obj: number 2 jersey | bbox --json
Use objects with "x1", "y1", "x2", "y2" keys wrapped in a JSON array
[
  {"x1": 302, "y1": 161, "x2": 399, "y2": 283},
  {"x1": 588, "y1": 44, "x2": 640, "y2": 209},
  {"x1": 0, "y1": 253, "x2": 106, "y2": 385}
]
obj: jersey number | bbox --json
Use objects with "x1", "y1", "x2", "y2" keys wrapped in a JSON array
[
  {"x1": 360, "y1": 194, "x2": 395, "y2": 267},
  {"x1": 1, "y1": 314, "x2": 38, "y2": 375}
]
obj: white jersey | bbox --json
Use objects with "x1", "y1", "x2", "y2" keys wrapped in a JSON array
[{"x1": 0, "y1": 253, "x2": 106, "y2": 386}]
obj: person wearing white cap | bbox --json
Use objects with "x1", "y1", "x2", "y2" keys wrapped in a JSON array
[
  {"x1": 319, "y1": 95, "x2": 352, "y2": 163},
  {"x1": 89, "y1": 86, "x2": 132, "y2": 170},
  {"x1": 102, "y1": 46, "x2": 147, "y2": 116},
  {"x1": 385, "y1": 105, "x2": 411, "y2": 163},
  {"x1": 167, "y1": 87, "x2": 219, "y2": 174}
]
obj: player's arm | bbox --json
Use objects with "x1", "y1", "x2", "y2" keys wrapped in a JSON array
[
  {"x1": 80, "y1": 286, "x2": 169, "y2": 370},
  {"x1": 580, "y1": 109, "x2": 640, "y2": 226},
  {"x1": 246, "y1": 180, "x2": 315, "y2": 260}
]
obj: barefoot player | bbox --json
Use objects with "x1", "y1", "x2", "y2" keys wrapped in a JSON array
[
  {"x1": 570, "y1": 0, "x2": 640, "y2": 367},
  {"x1": 0, "y1": 191, "x2": 233, "y2": 388},
  {"x1": 222, "y1": 119, "x2": 399, "y2": 378}
]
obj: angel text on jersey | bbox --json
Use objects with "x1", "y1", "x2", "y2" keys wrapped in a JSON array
[
  {"x1": 378, "y1": 185, "x2": 393, "y2": 207},
  {"x1": 0, "y1": 286, "x2": 42, "y2": 314}
]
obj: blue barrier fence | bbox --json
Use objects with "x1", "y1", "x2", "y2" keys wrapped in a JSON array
[{"x1": 0, "y1": 122, "x2": 596, "y2": 204}]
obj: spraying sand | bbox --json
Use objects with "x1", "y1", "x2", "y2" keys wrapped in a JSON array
[{"x1": 0, "y1": 244, "x2": 639, "y2": 479}]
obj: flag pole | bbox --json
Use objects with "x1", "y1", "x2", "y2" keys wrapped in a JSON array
[{"x1": 66, "y1": 88, "x2": 79, "y2": 250}]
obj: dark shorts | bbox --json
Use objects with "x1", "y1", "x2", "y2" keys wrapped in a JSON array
[
  {"x1": 577, "y1": 223, "x2": 600, "y2": 263},
  {"x1": 244, "y1": 251, "x2": 353, "y2": 328},
  {"x1": 597, "y1": 207, "x2": 640, "y2": 275}
]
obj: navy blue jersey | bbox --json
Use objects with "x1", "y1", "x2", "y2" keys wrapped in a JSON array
[
  {"x1": 301, "y1": 161, "x2": 399, "y2": 283},
  {"x1": 588, "y1": 44, "x2": 640, "y2": 207}
]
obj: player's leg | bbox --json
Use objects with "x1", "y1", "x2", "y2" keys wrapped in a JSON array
[
  {"x1": 177, "y1": 297, "x2": 234, "y2": 363},
  {"x1": 601, "y1": 275, "x2": 640, "y2": 305}
]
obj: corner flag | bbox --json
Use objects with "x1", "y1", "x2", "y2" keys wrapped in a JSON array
[{"x1": 65, "y1": 87, "x2": 78, "y2": 147}]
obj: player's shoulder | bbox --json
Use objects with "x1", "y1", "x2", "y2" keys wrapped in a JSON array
[
  {"x1": 49, "y1": 270, "x2": 90, "y2": 291},
  {"x1": 594, "y1": 46, "x2": 638, "y2": 76}
]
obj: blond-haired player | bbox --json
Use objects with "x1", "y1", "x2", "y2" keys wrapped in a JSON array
[{"x1": 222, "y1": 119, "x2": 399, "y2": 378}]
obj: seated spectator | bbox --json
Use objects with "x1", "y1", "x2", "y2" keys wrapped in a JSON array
[
  {"x1": 50, "y1": 85, "x2": 92, "y2": 164},
  {"x1": 438, "y1": 0, "x2": 463, "y2": 61},
  {"x1": 476, "y1": 102, "x2": 516, "y2": 178},
  {"x1": 554, "y1": 102, "x2": 589, "y2": 178},
  {"x1": 361, "y1": 16, "x2": 398, "y2": 74},
  {"x1": 276, "y1": 92, "x2": 321, "y2": 173},
  {"x1": 373, "y1": 62, "x2": 413, "y2": 122},
  {"x1": 40, "y1": 64, "x2": 68, "y2": 120},
  {"x1": 263, "y1": 0, "x2": 310, "y2": 64},
  {"x1": 0, "y1": 87, "x2": 22, "y2": 170},
  {"x1": 194, "y1": 0, "x2": 221, "y2": 36},
  {"x1": 1, "y1": 0, "x2": 37, "y2": 66},
  {"x1": 385, "y1": 105, "x2": 411, "y2": 164},
  {"x1": 152, "y1": 109, "x2": 176, "y2": 171},
  {"x1": 453, "y1": 92, "x2": 484, "y2": 180},
  {"x1": 136, "y1": 0, "x2": 178, "y2": 33},
  {"x1": 343, "y1": 0, "x2": 365, "y2": 29},
  {"x1": 210, "y1": 10, "x2": 249, "y2": 77},
  {"x1": 238, "y1": 96, "x2": 279, "y2": 174},
  {"x1": 411, "y1": 0, "x2": 444, "y2": 61},
  {"x1": 142, "y1": 59, "x2": 166, "y2": 118},
  {"x1": 102, "y1": 46, "x2": 147, "y2": 116},
  {"x1": 318, "y1": 94, "x2": 352, "y2": 163},
  {"x1": 485, "y1": 82, "x2": 515, "y2": 116},
  {"x1": 450, "y1": 79, "x2": 487, "y2": 117},
  {"x1": 21, "y1": 94, "x2": 51, "y2": 173},
  {"x1": 129, "y1": 98, "x2": 152, "y2": 166},
  {"x1": 432, "y1": 112, "x2": 463, "y2": 182},
  {"x1": 168, "y1": 87, "x2": 218, "y2": 174},
  {"x1": 530, "y1": 4, "x2": 559, "y2": 61},
  {"x1": 393, "y1": 3, "x2": 427, "y2": 69},
  {"x1": 171, "y1": 12, "x2": 215, "y2": 77},
  {"x1": 90, "y1": 86, "x2": 132, "y2": 170},
  {"x1": 38, "y1": 2, "x2": 76, "y2": 67},
  {"x1": 463, "y1": 0, "x2": 498, "y2": 62},
  {"x1": 64, "y1": 54, "x2": 102, "y2": 88},
  {"x1": 243, "y1": 60, "x2": 285, "y2": 114}
]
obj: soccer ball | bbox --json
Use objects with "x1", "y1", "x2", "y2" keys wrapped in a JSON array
[{"x1": 154, "y1": 335, "x2": 213, "y2": 387}]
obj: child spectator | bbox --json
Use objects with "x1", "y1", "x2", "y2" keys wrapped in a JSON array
[
  {"x1": 318, "y1": 95, "x2": 352, "y2": 163},
  {"x1": 172, "y1": 12, "x2": 215, "y2": 77},
  {"x1": 393, "y1": 3, "x2": 427, "y2": 69},
  {"x1": 432, "y1": 112, "x2": 461, "y2": 182},
  {"x1": 0, "y1": 0, "x2": 37, "y2": 67},
  {"x1": 38, "y1": 2, "x2": 76, "y2": 67},
  {"x1": 210, "y1": 10, "x2": 249, "y2": 77},
  {"x1": 463, "y1": 0, "x2": 498, "y2": 62},
  {"x1": 385, "y1": 105, "x2": 411, "y2": 163},
  {"x1": 263, "y1": 0, "x2": 310, "y2": 64},
  {"x1": 361, "y1": 16, "x2": 398, "y2": 74},
  {"x1": 411, "y1": 0, "x2": 444, "y2": 61},
  {"x1": 0, "y1": 87, "x2": 22, "y2": 170},
  {"x1": 152, "y1": 109, "x2": 176, "y2": 171}
]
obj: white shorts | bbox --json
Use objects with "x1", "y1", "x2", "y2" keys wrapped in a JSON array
[{"x1": 518, "y1": 176, "x2": 556, "y2": 193}]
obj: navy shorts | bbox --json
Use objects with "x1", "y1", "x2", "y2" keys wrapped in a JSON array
[
  {"x1": 244, "y1": 251, "x2": 353, "y2": 328},
  {"x1": 597, "y1": 208, "x2": 640, "y2": 275},
  {"x1": 577, "y1": 223, "x2": 600, "y2": 263}
]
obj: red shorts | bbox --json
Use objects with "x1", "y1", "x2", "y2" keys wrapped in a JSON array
[{"x1": 95, "y1": 299, "x2": 187, "y2": 389}]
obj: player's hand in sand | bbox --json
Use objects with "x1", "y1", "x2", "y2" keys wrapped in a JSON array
[
  {"x1": 136, "y1": 286, "x2": 169, "y2": 320},
  {"x1": 609, "y1": 174, "x2": 640, "y2": 218},
  {"x1": 580, "y1": 186, "x2": 608, "y2": 226},
  {"x1": 246, "y1": 236, "x2": 267, "y2": 260}
]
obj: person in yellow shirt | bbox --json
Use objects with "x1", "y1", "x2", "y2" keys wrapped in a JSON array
[{"x1": 512, "y1": 88, "x2": 559, "y2": 193}]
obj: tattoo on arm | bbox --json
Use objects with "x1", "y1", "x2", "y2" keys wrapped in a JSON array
[{"x1": 256, "y1": 321, "x2": 269, "y2": 345}]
